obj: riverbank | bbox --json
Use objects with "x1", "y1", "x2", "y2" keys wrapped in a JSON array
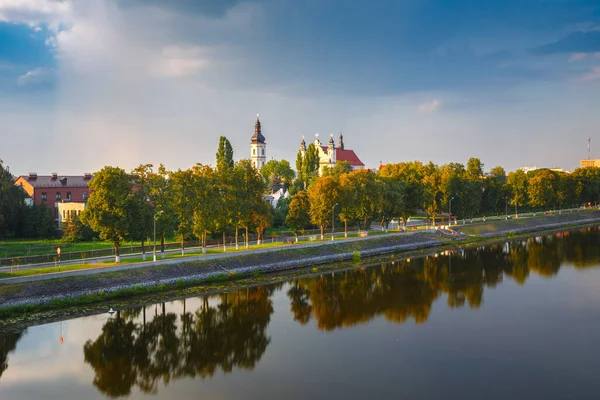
[{"x1": 2, "y1": 210, "x2": 600, "y2": 322}]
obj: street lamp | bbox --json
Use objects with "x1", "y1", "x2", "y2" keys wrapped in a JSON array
[
  {"x1": 331, "y1": 203, "x2": 338, "y2": 241},
  {"x1": 153, "y1": 210, "x2": 163, "y2": 262},
  {"x1": 449, "y1": 197, "x2": 454, "y2": 226}
]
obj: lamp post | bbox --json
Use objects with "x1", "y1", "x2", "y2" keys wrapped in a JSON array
[
  {"x1": 449, "y1": 197, "x2": 454, "y2": 226},
  {"x1": 331, "y1": 203, "x2": 338, "y2": 241},
  {"x1": 153, "y1": 210, "x2": 163, "y2": 262},
  {"x1": 505, "y1": 196, "x2": 509, "y2": 220}
]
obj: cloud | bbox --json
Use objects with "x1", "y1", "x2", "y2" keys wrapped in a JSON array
[
  {"x1": 532, "y1": 31, "x2": 600, "y2": 55},
  {"x1": 150, "y1": 46, "x2": 211, "y2": 78},
  {"x1": 16, "y1": 67, "x2": 53, "y2": 85},
  {"x1": 0, "y1": 0, "x2": 72, "y2": 26},
  {"x1": 569, "y1": 52, "x2": 600, "y2": 61},
  {"x1": 418, "y1": 99, "x2": 441, "y2": 114},
  {"x1": 581, "y1": 66, "x2": 600, "y2": 81}
]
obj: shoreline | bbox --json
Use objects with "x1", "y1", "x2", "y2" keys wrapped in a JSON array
[{"x1": 1, "y1": 210, "x2": 600, "y2": 325}]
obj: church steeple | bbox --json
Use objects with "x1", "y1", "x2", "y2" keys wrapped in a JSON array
[
  {"x1": 250, "y1": 114, "x2": 266, "y2": 169},
  {"x1": 251, "y1": 114, "x2": 265, "y2": 144},
  {"x1": 338, "y1": 132, "x2": 344, "y2": 149}
]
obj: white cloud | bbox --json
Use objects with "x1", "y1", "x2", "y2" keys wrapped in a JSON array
[
  {"x1": 581, "y1": 66, "x2": 600, "y2": 81},
  {"x1": 569, "y1": 52, "x2": 600, "y2": 62},
  {"x1": 0, "y1": 0, "x2": 72, "y2": 26},
  {"x1": 151, "y1": 46, "x2": 211, "y2": 78},
  {"x1": 16, "y1": 67, "x2": 53, "y2": 85},
  {"x1": 418, "y1": 99, "x2": 441, "y2": 114}
]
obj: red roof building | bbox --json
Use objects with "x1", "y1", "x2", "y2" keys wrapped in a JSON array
[
  {"x1": 300, "y1": 133, "x2": 365, "y2": 175},
  {"x1": 13, "y1": 172, "x2": 93, "y2": 223}
]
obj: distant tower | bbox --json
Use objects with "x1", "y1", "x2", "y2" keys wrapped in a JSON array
[
  {"x1": 588, "y1": 137, "x2": 591, "y2": 160},
  {"x1": 250, "y1": 114, "x2": 266, "y2": 169},
  {"x1": 328, "y1": 133, "x2": 336, "y2": 165},
  {"x1": 300, "y1": 136, "x2": 306, "y2": 157},
  {"x1": 338, "y1": 132, "x2": 344, "y2": 150}
]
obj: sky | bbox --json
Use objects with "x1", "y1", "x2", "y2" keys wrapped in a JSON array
[{"x1": 1, "y1": 0, "x2": 599, "y2": 175}]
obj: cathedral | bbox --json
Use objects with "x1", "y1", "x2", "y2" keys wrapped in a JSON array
[
  {"x1": 249, "y1": 115, "x2": 365, "y2": 174},
  {"x1": 299, "y1": 133, "x2": 365, "y2": 175}
]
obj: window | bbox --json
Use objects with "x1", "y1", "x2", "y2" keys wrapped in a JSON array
[
  {"x1": 66, "y1": 192, "x2": 72, "y2": 201},
  {"x1": 261, "y1": 148, "x2": 264, "y2": 156},
  {"x1": 41, "y1": 192, "x2": 47, "y2": 201},
  {"x1": 253, "y1": 148, "x2": 256, "y2": 155},
  {"x1": 63, "y1": 210, "x2": 66, "y2": 219},
  {"x1": 83, "y1": 192, "x2": 88, "y2": 201},
  {"x1": 56, "y1": 192, "x2": 61, "y2": 200}
]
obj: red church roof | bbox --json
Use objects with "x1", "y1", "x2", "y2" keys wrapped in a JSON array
[{"x1": 321, "y1": 146, "x2": 365, "y2": 167}]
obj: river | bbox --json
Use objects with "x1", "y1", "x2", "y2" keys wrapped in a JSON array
[{"x1": 2, "y1": 227, "x2": 600, "y2": 399}]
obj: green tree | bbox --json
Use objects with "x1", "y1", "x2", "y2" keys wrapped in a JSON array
[
  {"x1": 285, "y1": 190, "x2": 311, "y2": 238},
  {"x1": 322, "y1": 161, "x2": 352, "y2": 178},
  {"x1": 260, "y1": 159, "x2": 296, "y2": 192},
  {"x1": 379, "y1": 161, "x2": 425, "y2": 227},
  {"x1": 129, "y1": 164, "x2": 154, "y2": 260},
  {"x1": 308, "y1": 176, "x2": 340, "y2": 239},
  {"x1": 80, "y1": 166, "x2": 133, "y2": 262},
  {"x1": 216, "y1": 136, "x2": 234, "y2": 171},
  {"x1": 302, "y1": 143, "x2": 320, "y2": 188},
  {"x1": 528, "y1": 169, "x2": 556, "y2": 210},
  {"x1": 148, "y1": 164, "x2": 175, "y2": 258},
  {"x1": 170, "y1": 169, "x2": 195, "y2": 255},
  {"x1": 507, "y1": 169, "x2": 528, "y2": 216},
  {"x1": 191, "y1": 164, "x2": 218, "y2": 252}
]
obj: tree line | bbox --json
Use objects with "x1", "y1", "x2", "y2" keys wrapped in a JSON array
[
  {"x1": 4, "y1": 151, "x2": 600, "y2": 248},
  {"x1": 285, "y1": 159, "x2": 600, "y2": 240}
]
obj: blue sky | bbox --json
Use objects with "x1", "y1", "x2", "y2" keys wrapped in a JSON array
[{"x1": 1, "y1": 0, "x2": 599, "y2": 175}]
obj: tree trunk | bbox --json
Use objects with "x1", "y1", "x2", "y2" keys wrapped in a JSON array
[
  {"x1": 223, "y1": 231, "x2": 226, "y2": 251},
  {"x1": 235, "y1": 226, "x2": 239, "y2": 250},
  {"x1": 344, "y1": 221, "x2": 348, "y2": 237},
  {"x1": 160, "y1": 235, "x2": 165, "y2": 258},
  {"x1": 115, "y1": 245, "x2": 120, "y2": 263},
  {"x1": 141, "y1": 239, "x2": 146, "y2": 261},
  {"x1": 245, "y1": 227, "x2": 249, "y2": 249},
  {"x1": 181, "y1": 236, "x2": 185, "y2": 256},
  {"x1": 320, "y1": 225, "x2": 324, "y2": 240},
  {"x1": 202, "y1": 231, "x2": 207, "y2": 254}
]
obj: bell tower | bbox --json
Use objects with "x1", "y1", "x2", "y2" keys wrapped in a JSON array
[{"x1": 250, "y1": 114, "x2": 266, "y2": 169}]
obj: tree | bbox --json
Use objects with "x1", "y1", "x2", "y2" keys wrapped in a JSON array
[
  {"x1": 260, "y1": 159, "x2": 296, "y2": 192},
  {"x1": 216, "y1": 136, "x2": 234, "y2": 171},
  {"x1": 251, "y1": 200, "x2": 271, "y2": 245},
  {"x1": 234, "y1": 159, "x2": 267, "y2": 249},
  {"x1": 148, "y1": 164, "x2": 175, "y2": 258},
  {"x1": 377, "y1": 177, "x2": 406, "y2": 231},
  {"x1": 528, "y1": 169, "x2": 556, "y2": 210},
  {"x1": 286, "y1": 190, "x2": 311, "y2": 237},
  {"x1": 80, "y1": 166, "x2": 133, "y2": 262},
  {"x1": 340, "y1": 170, "x2": 381, "y2": 230},
  {"x1": 322, "y1": 161, "x2": 352, "y2": 178},
  {"x1": 129, "y1": 164, "x2": 154, "y2": 260},
  {"x1": 378, "y1": 161, "x2": 425, "y2": 227},
  {"x1": 308, "y1": 176, "x2": 340, "y2": 239},
  {"x1": 507, "y1": 169, "x2": 528, "y2": 216},
  {"x1": 191, "y1": 164, "x2": 218, "y2": 252},
  {"x1": 302, "y1": 143, "x2": 320, "y2": 188},
  {"x1": 62, "y1": 213, "x2": 84, "y2": 243},
  {"x1": 170, "y1": 169, "x2": 195, "y2": 255}
]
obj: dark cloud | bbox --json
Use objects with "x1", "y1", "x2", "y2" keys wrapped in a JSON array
[{"x1": 532, "y1": 31, "x2": 600, "y2": 55}]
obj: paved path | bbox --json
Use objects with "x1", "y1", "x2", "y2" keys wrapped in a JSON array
[{"x1": 0, "y1": 229, "x2": 436, "y2": 286}]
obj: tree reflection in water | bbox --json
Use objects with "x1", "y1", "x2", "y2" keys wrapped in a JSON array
[
  {"x1": 0, "y1": 330, "x2": 26, "y2": 380},
  {"x1": 288, "y1": 227, "x2": 600, "y2": 331},
  {"x1": 83, "y1": 286, "x2": 276, "y2": 398}
]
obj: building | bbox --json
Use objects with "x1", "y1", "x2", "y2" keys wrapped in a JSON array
[
  {"x1": 580, "y1": 159, "x2": 600, "y2": 168},
  {"x1": 13, "y1": 172, "x2": 92, "y2": 223},
  {"x1": 299, "y1": 133, "x2": 365, "y2": 175},
  {"x1": 250, "y1": 114, "x2": 266, "y2": 169},
  {"x1": 58, "y1": 201, "x2": 86, "y2": 228}
]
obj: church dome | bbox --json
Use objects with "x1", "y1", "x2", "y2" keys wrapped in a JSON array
[{"x1": 251, "y1": 114, "x2": 266, "y2": 143}]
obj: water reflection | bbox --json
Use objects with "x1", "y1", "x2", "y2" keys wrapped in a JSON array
[
  {"x1": 0, "y1": 330, "x2": 25, "y2": 380},
  {"x1": 287, "y1": 227, "x2": 600, "y2": 330},
  {"x1": 2, "y1": 227, "x2": 600, "y2": 399},
  {"x1": 83, "y1": 286, "x2": 277, "y2": 398}
]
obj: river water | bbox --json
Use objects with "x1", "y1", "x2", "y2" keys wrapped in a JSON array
[{"x1": 2, "y1": 227, "x2": 600, "y2": 399}]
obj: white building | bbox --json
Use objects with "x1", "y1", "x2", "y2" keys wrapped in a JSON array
[
  {"x1": 250, "y1": 114, "x2": 266, "y2": 169},
  {"x1": 300, "y1": 133, "x2": 365, "y2": 175}
]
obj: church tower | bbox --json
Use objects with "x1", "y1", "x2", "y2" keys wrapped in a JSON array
[{"x1": 250, "y1": 114, "x2": 266, "y2": 169}]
